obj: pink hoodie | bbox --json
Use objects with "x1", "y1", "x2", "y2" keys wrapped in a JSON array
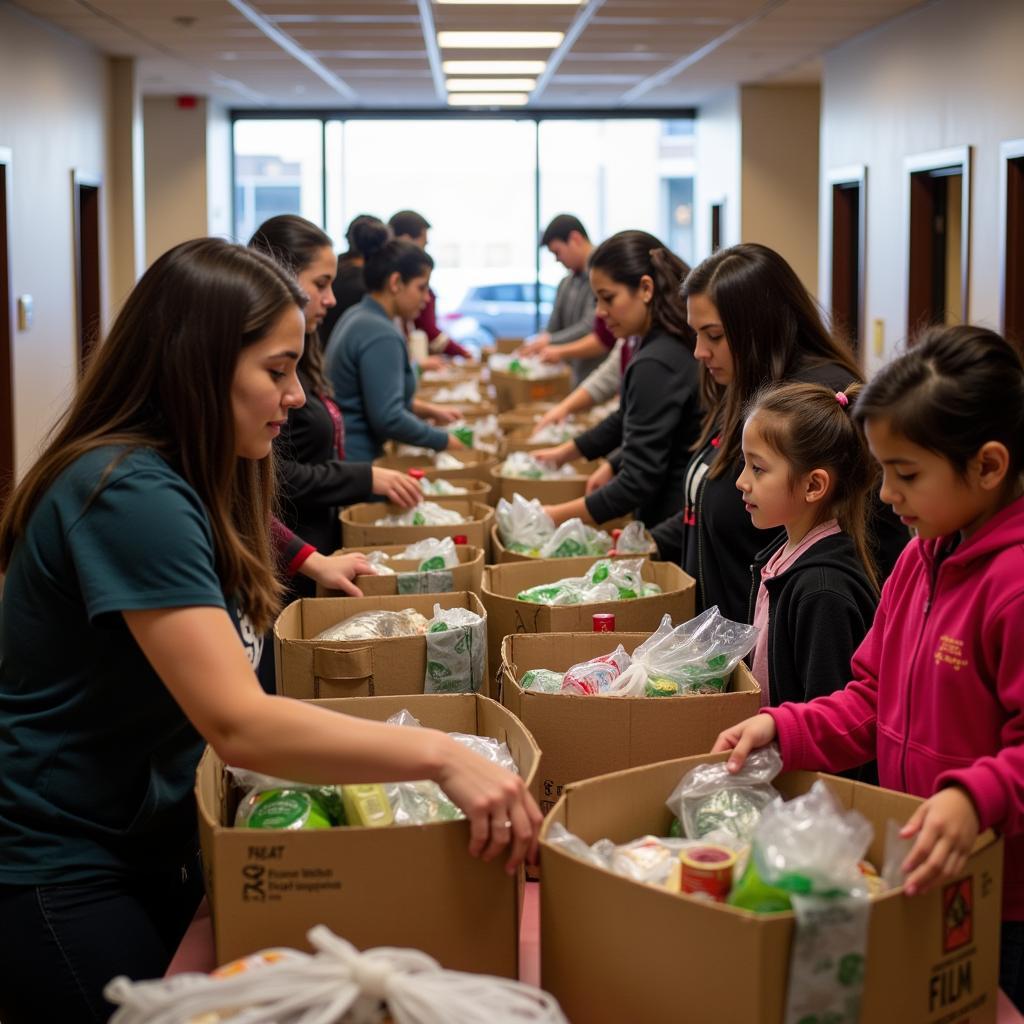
[{"x1": 764, "y1": 495, "x2": 1024, "y2": 919}]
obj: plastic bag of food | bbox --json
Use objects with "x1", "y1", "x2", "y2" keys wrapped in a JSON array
[
  {"x1": 545, "y1": 822, "x2": 616, "y2": 871},
  {"x1": 362, "y1": 550, "x2": 395, "y2": 576},
  {"x1": 395, "y1": 536, "x2": 459, "y2": 571},
  {"x1": 614, "y1": 520, "x2": 653, "y2": 554},
  {"x1": 519, "y1": 668, "x2": 565, "y2": 693},
  {"x1": 537, "y1": 518, "x2": 613, "y2": 559},
  {"x1": 500, "y1": 451, "x2": 576, "y2": 480},
  {"x1": 515, "y1": 558, "x2": 650, "y2": 606},
  {"x1": 313, "y1": 608, "x2": 429, "y2": 641},
  {"x1": 229, "y1": 768, "x2": 345, "y2": 831},
  {"x1": 432, "y1": 382, "x2": 483, "y2": 404},
  {"x1": 450, "y1": 731, "x2": 518, "y2": 773},
  {"x1": 561, "y1": 645, "x2": 632, "y2": 695},
  {"x1": 606, "y1": 608, "x2": 759, "y2": 697},
  {"x1": 529, "y1": 419, "x2": 585, "y2": 444},
  {"x1": 421, "y1": 477, "x2": 467, "y2": 496},
  {"x1": 433, "y1": 452, "x2": 464, "y2": 470},
  {"x1": 424, "y1": 604, "x2": 486, "y2": 693},
  {"x1": 378, "y1": 500, "x2": 466, "y2": 527},
  {"x1": 489, "y1": 353, "x2": 562, "y2": 379},
  {"x1": 496, "y1": 493, "x2": 555, "y2": 554},
  {"x1": 666, "y1": 745, "x2": 783, "y2": 847}
]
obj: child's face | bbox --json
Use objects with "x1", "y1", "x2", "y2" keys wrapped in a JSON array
[
  {"x1": 737, "y1": 414, "x2": 815, "y2": 530},
  {"x1": 864, "y1": 417, "x2": 993, "y2": 540}
]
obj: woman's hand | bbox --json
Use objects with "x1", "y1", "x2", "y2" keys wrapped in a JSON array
[
  {"x1": 533, "y1": 402, "x2": 571, "y2": 431},
  {"x1": 371, "y1": 467, "x2": 422, "y2": 508},
  {"x1": 299, "y1": 552, "x2": 371, "y2": 595},
  {"x1": 436, "y1": 736, "x2": 544, "y2": 873},
  {"x1": 539, "y1": 346, "x2": 565, "y2": 365},
  {"x1": 543, "y1": 498, "x2": 590, "y2": 527},
  {"x1": 422, "y1": 402, "x2": 462, "y2": 425},
  {"x1": 445, "y1": 432, "x2": 467, "y2": 451},
  {"x1": 900, "y1": 787, "x2": 980, "y2": 896},
  {"x1": 711, "y1": 715, "x2": 778, "y2": 772},
  {"x1": 531, "y1": 440, "x2": 578, "y2": 468},
  {"x1": 586, "y1": 460, "x2": 614, "y2": 495},
  {"x1": 518, "y1": 333, "x2": 550, "y2": 356}
]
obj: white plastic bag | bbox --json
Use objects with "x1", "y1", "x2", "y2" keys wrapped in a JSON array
[
  {"x1": 395, "y1": 537, "x2": 459, "y2": 571},
  {"x1": 424, "y1": 604, "x2": 486, "y2": 693},
  {"x1": 560, "y1": 645, "x2": 632, "y2": 695},
  {"x1": 500, "y1": 451, "x2": 575, "y2": 480},
  {"x1": 614, "y1": 520, "x2": 652, "y2": 554},
  {"x1": 378, "y1": 501, "x2": 466, "y2": 527},
  {"x1": 537, "y1": 518, "x2": 613, "y2": 559},
  {"x1": 515, "y1": 558, "x2": 651, "y2": 606},
  {"x1": 363, "y1": 550, "x2": 395, "y2": 575},
  {"x1": 495, "y1": 493, "x2": 555, "y2": 554},
  {"x1": 421, "y1": 477, "x2": 467, "y2": 496}
]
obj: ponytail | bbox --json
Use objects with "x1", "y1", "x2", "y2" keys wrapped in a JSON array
[
  {"x1": 747, "y1": 380, "x2": 879, "y2": 593},
  {"x1": 589, "y1": 230, "x2": 693, "y2": 345}
]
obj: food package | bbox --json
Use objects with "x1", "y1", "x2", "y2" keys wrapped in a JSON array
[
  {"x1": 229, "y1": 769, "x2": 346, "y2": 831},
  {"x1": 606, "y1": 608, "x2": 759, "y2": 697},
  {"x1": 499, "y1": 451, "x2": 576, "y2": 480},
  {"x1": 340, "y1": 783, "x2": 394, "y2": 828},
  {"x1": 433, "y1": 452, "x2": 464, "y2": 470},
  {"x1": 424, "y1": 604, "x2": 487, "y2": 694},
  {"x1": 395, "y1": 536, "x2": 459, "y2": 571},
  {"x1": 489, "y1": 353, "x2": 563, "y2": 379},
  {"x1": 666, "y1": 746, "x2": 783, "y2": 848},
  {"x1": 528, "y1": 419, "x2": 587, "y2": 444},
  {"x1": 421, "y1": 477, "x2": 468, "y2": 496},
  {"x1": 613, "y1": 520, "x2": 652, "y2": 554},
  {"x1": 363, "y1": 550, "x2": 396, "y2": 576},
  {"x1": 560, "y1": 645, "x2": 632, "y2": 695},
  {"x1": 431, "y1": 381, "x2": 484, "y2": 404},
  {"x1": 519, "y1": 668, "x2": 566, "y2": 693},
  {"x1": 495, "y1": 493, "x2": 556, "y2": 554},
  {"x1": 313, "y1": 608, "x2": 429, "y2": 641},
  {"x1": 515, "y1": 558, "x2": 655, "y2": 606},
  {"x1": 536, "y1": 518, "x2": 613, "y2": 559},
  {"x1": 378, "y1": 500, "x2": 466, "y2": 527}
]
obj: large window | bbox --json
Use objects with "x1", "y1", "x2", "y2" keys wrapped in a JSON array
[{"x1": 233, "y1": 115, "x2": 694, "y2": 345}]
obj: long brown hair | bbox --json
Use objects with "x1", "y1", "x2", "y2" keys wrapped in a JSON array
[
  {"x1": 746, "y1": 380, "x2": 878, "y2": 592},
  {"x1": 0, "y1": 238, "x2": 306, "y2": 632},
  {"x1": 249, "y1": 214, "x2": 334, "y2": 396},
  {"x1": 685, "y1": 243, "x2": 860, "y2": 477}
]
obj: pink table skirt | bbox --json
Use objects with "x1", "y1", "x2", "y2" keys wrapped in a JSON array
[{"x1": 169, "y1": 885, "x2": 1021, "y2": 1021}]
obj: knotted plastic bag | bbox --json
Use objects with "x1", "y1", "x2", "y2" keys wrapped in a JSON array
[
  {"x1": 424, "y1": 604, "x2": 486, "y2": 694},
  {"x1": 537, "y1": 518, "x2": 612, "y2": 559},
  {"x1": 495, "y1": 493, "x2": 555, "y2": 554}
]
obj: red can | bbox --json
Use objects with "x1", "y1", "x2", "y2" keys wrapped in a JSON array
[
  {"x1": 453, "y1": 534, "x2": 468, "y2": 545},
  {"x1": 679, "y1": 845, "x2": 736, "y2": 901},
  {"x1": 592, "y1": 613, "x2": 616, "y2": 633},
  {"x1": 408, "y1": 468, "x2": 426, "y2": 480}
]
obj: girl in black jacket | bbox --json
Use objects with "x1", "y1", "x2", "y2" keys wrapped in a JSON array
[
  {"x1": 738, "y1": 380, "x2": 879, "y2": 709},
  {"x1": 650, "y1": 243, "x2": 907, "y2": 621},
  {"x1": 249, "y1": 216, "x2": 421, "y2": 599},
  {"x1": 532, "y1": 230, "x2": 701, "y2": 527}
]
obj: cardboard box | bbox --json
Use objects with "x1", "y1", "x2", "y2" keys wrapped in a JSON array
[
  {"x1": 497, "y1": 404, "x2": 559, "y2": 433},
  {"x1": 316, "y1": 543, "x2": 485, "y2": 598},
  {"x1": 489, "y1": 518, "x2": 640, "y2": 564},
  {"x1": 540, "y1": 754, "x2": 1003, "y2": 1024},
  {"x1": 491, "y1": 367, "x2": 572, "y2": 412},
  {"x1": 480, "y1": 556, "x2": 696, "y2": 676},
  {"x1": 340, "y1": 498, "x2": 495, "y2": 559},
  {"x1": 491, "y1": 458, "x2": 602, "y2": 505},
  {"x1": 495, "y1": 337, "x2": 524, "y2": 354},
  {"x1": 196, "y1": 693, "x2": 539, "y2": 973},
  {"x1": 500, "y1": 632, "x2": 761, "y2": 811},
  {"x1": 274, "y1": 592, "x2": 489, "y2": 699},
  {"x1": 372, "y1": 449, "x2": 499, "y2": 489}
]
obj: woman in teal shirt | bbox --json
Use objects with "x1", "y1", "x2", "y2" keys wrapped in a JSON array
[
  {"x1": 0, "y1": 238, "x2": 540, "y2": 1023},
  {"x1": 324, "y1": 220, "x2": 464, "y2": 462}
]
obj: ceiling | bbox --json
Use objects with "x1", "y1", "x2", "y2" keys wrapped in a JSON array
[{"x1": 13, "y1": 0, "x2": 931, "y2": 110}]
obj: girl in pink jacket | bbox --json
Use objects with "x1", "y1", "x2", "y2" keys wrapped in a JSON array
[{"x1": 715, "y1": 324, "x2": 1024, "y2": 1010}]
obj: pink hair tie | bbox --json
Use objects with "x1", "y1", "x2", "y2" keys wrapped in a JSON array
[{"x1": 835, "y1": 391, "x2": 849, "y2": 408}]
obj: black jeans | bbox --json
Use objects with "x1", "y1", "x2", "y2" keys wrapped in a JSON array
[
  {"x1": 1003, "y1": 920, "x2": 1024, "y2": 1012},
  {"x1": 0, "y1": 857, "x2": 203, "y2": 1023}
]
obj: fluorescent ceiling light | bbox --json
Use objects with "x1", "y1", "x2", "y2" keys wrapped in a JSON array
[
  {"x1": 447, "y1": 92, "x2": 530, "y2": 106},
  {"x1": 446, "y1": 77, "x2": 536, "y2": 91},
  {"x1": 437, "y1": 31, "x2": 564, "y2": 48},
  {"x1": 442, "y1": 60, "x2": 547, "y2": 74}
]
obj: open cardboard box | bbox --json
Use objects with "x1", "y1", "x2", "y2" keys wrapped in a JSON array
[
  {"x1": 480, "y1": 556, "x2": 696, "y2": 677},
  {"x1": 372, "y1": 449, "x2": 498, "y2": 489},
  {"x1": 316, "y1": 543, "x2": 485, "y2": 598},
  {"x1": 196, "y1": 694, "x2": 539, "y2": 974},
  {"x1": 540, "y1": 753, "x2": 1003, "y2": 1024},
  {"x1": 488, "y1": 518, "x2": 642, "y2": 564},
  {"x1": 491, "y1": 367, "x2": 572, "y2": 412},
  {"x1": 274, "y1": 592, "x2": 489, "y2": 699},
  {"x1": 500, "y1": 632, "x2": 760, "y2": 811},
  {"x1": 490, "y1": 458, "x2": 602, "y2": 505},
  {"x1": 340, "y1": 498, "x2": 495, "y2": 559}
]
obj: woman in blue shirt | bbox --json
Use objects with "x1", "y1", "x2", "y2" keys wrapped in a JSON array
[
  {"x1": 0, "y1": 238, "x2": 540, "y2": 1023},
  {"x1": 324, "y1": 220, "x2": 464, "y2": 463}
]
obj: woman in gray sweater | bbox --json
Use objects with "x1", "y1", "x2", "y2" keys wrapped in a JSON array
[{"x1": 323, "y1": 221, "x2": 463, "y2": 463}]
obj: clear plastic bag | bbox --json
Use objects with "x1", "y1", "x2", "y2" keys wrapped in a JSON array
[
  {"x1": 496, "y1": 493, "x2": 555, "y2": 554},
  {"x1": 666, "y1": 745, "x2": 783, "y2": 847},
  {"x1": 421, "y1": 477, "x2": 467, "y2": 496},
  {"x1": 378, "y1": 500, "x2": 466, "y2": 527},
  {"x1": 500, "y1": 451, "x2": 576, "y2": 480},
  {"x1": 228, "y1": 768, "x2": 345, "y2": 831},
  {"x1": 363, "y1": 550, "x2": 395, "y2": 575},
  {"x1": 489, "y1": 353, "x2": 562, "y2": 379},
  {"x1": 537, "y1": 519, "x2": 613, "y2": 559},
  {"x1": 614, "y1": 520, "x2": 652, "y2": 554},
  {"x1": 313, "y1": 608, "x2": 429, "y2": 641},
  {"x1": 433, "y1": 452, "x2": 464, "y2": 470},
  {"x1": 424, "y1": 604, "x2": 486, "y2": 693},
  {"x1": 529, "y1": 419, "x2": 585, "y2": 444},
  {"x1": 519, "y1": 668, "x2": 566, "y2": 693},
  {"x1": 432, "y1": 382, "x2": 483, "y2": 404},
  {"x1": 606, "y1": 608, "x2": 759, "y2": 697},
  {"x1": 449, "y1": 732, "x2": 518, "y2": 773},
  {"x1": 395, "y1": 537, "x2": 459, "y2": 571},
  {"x1": 561, "y1": 645, "x2": 632, "y2": 695},
  {"x1": 515, "y1": 558, "x2": 649, "y2": 606}
]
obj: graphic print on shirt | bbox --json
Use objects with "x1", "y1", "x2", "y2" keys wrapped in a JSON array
[
  {"x1": 235, "y1": 606, "x2": 264, "y2": 669},
  {"x1": 934, "y1": 634, "x2": 968, "y2": 672}
]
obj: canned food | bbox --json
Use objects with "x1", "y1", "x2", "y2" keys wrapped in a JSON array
[
  {"x1": 592, "y1": 612, "x2": 616, "y2": 632},
  {"x1": 453, "y1": 534, "x2": 468, "y2": 545},
  {"x1": 679, "y1": 844, "x2": 736, "y2": 901},
  {"x1": 408, "y1": 468, "x2": 426, "y2": 479}
]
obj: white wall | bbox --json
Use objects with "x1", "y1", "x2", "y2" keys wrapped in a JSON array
[
  {"x1": 694, "y1": 88, "x2": 742, "y2": 263},
  {"x1": 819, "y1": 0, "x2": 1024, "y2": 372},
  {"x1": 206, "y1": 100, "x2": 233, "y2": 240},
  {"x1": 0, "y1": 4, "x2": 110, "y2": 475}
]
